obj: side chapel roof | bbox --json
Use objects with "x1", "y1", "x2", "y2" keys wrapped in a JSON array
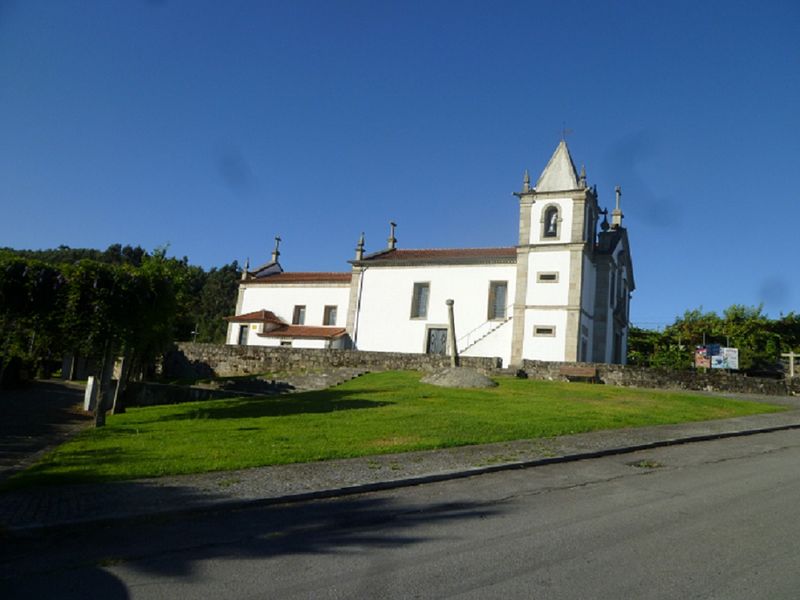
[
  {"x1": 224, "y1": 309, "x2": 283, "y2": 323},
  {"x1": 258, "y1": 326, "x2": 347, "y2": 339}
]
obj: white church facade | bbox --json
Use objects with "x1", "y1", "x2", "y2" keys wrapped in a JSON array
[{"x1": 226, "y1": 141, "x2": 634, "y2": 368}]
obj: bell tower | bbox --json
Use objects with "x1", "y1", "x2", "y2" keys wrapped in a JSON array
[{"x1": 510, "y1": 140, "x2": 600, "y2": 366}]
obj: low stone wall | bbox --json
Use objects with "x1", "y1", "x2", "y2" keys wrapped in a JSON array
[
  {"x1": 161, "y1": 343, "x2": 799, "y2": 397},
  {"x1": 124, "y1": 381, "x2": 243, "y2": 407},
  {"x1": 164, "y1": 343, "x2": 502, "y2": 379},
  {"x1": 522, "y1": 360, "x2": 799, "y2": 396}
]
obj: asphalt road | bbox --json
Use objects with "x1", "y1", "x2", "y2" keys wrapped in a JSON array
[{"x1": 3, "y1": 429, "x2": 800, "y2": 599}]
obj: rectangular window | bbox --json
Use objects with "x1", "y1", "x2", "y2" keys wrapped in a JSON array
[
  {"x1": 537, "y1": 272, "x2": 559, "y2": 283},
  {"x1": 280, "y1": 340, "x2": 292, "y2": 347},
  {"x1": 488, "y1": 281, "x2": 508, "y2": 320},
  {"x1": 410, "y1": 282, "x2": 430, "y2": 319},
  {"x1": 323, "y1": 305, "x2": 338, "y2": 326},
  {"x1": 533, "y1": 325, "x2": 556, "y2": 337},
  {"x1": 238, "y1": 325, "x2": 249, "y2": 345},
  {"x1": 292, "y1": 305, "x2": 306, "y2": 325}
]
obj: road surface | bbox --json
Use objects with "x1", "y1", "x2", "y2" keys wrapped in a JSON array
[{"x1": 2, "y1": 429, "x2": 800, "y2": 599}]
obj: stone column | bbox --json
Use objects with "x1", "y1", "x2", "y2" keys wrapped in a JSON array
[{"x1": 446, "y1": 299, "x2": 459, "y2": 367}]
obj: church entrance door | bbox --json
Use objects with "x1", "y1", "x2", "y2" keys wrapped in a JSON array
[{"x1": 426, "y1": 328, "x2": 448, "y2": 355}]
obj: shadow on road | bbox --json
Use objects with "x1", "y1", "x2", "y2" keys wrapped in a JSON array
[{"x1": 1, "y1": 491, "x2": 500, "y2": 599}]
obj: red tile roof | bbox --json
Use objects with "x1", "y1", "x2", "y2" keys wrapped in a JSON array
[
  {"x1": 249, "y1": 272, "x2": 352, "y2": 284},
  {"x1": 359, "y1": 247, "x2": 517, "y2": 264},
  {"x1": 224, "y1": 309, "x2": 284, "y2": 324},
  {"x1": 258, "y1": 326, "x2": 347, "y2": 339}
]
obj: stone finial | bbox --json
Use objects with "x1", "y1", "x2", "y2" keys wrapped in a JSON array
[
  {"x1": 387, "y1": 221, "x2": 397, "y2": 250},
  {"x1": 522, "y1": 169, "x2": 531, "y2": 193},
  {"x1": 355, "y1": 232, "x2": 365, "y2": 261},
  {"x1": 611, "y1": 186, "x2": 624, "y2": 229},
  {"x1": 579, "y1": 165, "x2": 587, "y2": 189},
  {"x1": 600, "y1": 208, "x2": 610, "y2": 232},
  {"x1": 271, "y1": 236, "x2": 281, "y2": 263},
  {"x1": 241, "y1": 257, "x2": 250, "y2": 280}
]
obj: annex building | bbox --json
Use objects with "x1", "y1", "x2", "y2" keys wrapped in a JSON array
[{"x1": 226, "y1": 140, "x2": 634, "y2": 368}]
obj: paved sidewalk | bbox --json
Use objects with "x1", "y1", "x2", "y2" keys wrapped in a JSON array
[
  {"x1": 0, "y1": 381, "x2": 90, "y2": 483},
  {"x1": 2, "y1": 390, "x2": 800, "y2": 534}
]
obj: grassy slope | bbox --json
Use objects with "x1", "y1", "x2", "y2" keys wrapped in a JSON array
[{"x1": 8, "y1": 371, "x2": 785, "y2": 487}]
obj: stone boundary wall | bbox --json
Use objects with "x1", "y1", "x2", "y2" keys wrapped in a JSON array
[
  {"x1": 124, "y1": 381, "x2": 244, "y2": 407},
  {"x1": 162, "y1": 343, "x2": 799, "y2": 397},
  {"x1": 521, "y1": 360, "x2": 800, "y2": 396},
  {"x1": 165, "y1": 343, "x2": 502, "y2": 379}
]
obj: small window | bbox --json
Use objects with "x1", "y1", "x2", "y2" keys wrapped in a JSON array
[
  {"x1": 543, "y1": 206, "x2": 559, "y2": 238},
  {"x1": 323, "y1": 305, "x2": 338, "y2": 326},
  {"x1": 534, "y1": 325, "x2": 556, "y2": 337},
  {"x1": 280, "y1": 340, "x2": 292, "y2": 347},
  {"x1": 488, "y1": 281, "x2": 508, "y2": 320},
  {"x1": 292, "y1": 305, "x2": 306, "y2": 325},
  {"x1": 410, "y1": 282, "x2": 430, "y2": 319},
  {"x1": 537, "y1": 272, "x2": 559, "y2": 283}
]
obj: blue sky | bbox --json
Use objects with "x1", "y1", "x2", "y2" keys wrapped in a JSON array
[{"x1": 1, "y1": 0, "x2": 798, "y2": 328}]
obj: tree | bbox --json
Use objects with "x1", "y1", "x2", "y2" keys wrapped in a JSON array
[
  {"x1": 195, "y1": 261, "x2": 240, "y2": 343},
  {"x1": 631, "y1": 305, "x2": 795, "y2": 373}
]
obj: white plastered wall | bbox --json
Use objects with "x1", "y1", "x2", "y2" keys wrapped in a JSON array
[
  {"x1": 354, "y1": 263, "x2": 517, "y2": 366},
  {"x1": 580, "y1": 254, "x2": 597, "y2": 361},
  {"x1": 525, "y1": 250, "x2": 570, "y2": 305},
  {"x1": 529, "y1": 198, "x2": 573, "y2": 245},
  {"x1": 522, "y1": 308, "x2": 568, "y2": 361},
  {"x1": 245, "y1": 335, "x2": 329, "y2": 349}
]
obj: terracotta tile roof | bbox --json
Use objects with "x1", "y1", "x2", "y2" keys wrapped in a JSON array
[
  {"x1": 258, "y1": 326, "x2": 347, "y2": 339},
  {"x1": 249, "y1": 272, "x2": 352, "y2": 284},
  {"x1": 225, "y1": 309, "x2": 284, "y2": 324},
  {"x1": 358, "y1": 247, "x2": 517, "y2": 265}
]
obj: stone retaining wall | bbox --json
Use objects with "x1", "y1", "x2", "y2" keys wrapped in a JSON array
[
  {"x1": 521, "y1": 360, "x2": 800, "y2": 396},
  {"x1": 162, "y1": 343, "x2": 799, "y2": 397},
  {"x1": 165, "y1": 343, "x2": 502, "y2": 379},
  {"x1": 124, "y1": 381, "x2": 244, "y2": 407}
]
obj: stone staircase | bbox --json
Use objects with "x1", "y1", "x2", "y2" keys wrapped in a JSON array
[{"x1": 458, "y1": 316, "x2": 513, "y2": 354}]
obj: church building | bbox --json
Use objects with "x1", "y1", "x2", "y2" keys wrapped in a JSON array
[{"x1": 226, "y1": 140, "x2": 634, "y2": 367}]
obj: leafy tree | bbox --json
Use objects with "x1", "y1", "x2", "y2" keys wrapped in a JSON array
[
  {"x1": 631, "y1": 304, "x2": 797, "y2": 373},
  {"x1": 195, "y1": 261, "x2": 240, "y2": 343}
]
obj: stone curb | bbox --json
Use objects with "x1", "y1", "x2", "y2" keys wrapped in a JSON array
[{"x1": 6, "y1": 418, "x2": 800, "y2": 535}]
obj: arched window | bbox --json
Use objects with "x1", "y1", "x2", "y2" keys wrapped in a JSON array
[{"x1": 543, "y1": 206, "x2": 559, "y2": 238}]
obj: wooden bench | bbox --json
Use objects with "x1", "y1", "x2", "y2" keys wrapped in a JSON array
[{"x1": 558, "y1": 365, "x2": 599, "y2": 383}]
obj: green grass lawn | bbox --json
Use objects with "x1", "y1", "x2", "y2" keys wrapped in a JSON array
[{"x1": 7, "y1": 371, "x2": 786, "y2": 488}]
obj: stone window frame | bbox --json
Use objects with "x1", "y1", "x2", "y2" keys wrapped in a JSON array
[
  {"x1": 540, "y1": 203, "x2": 562, "y2": 240},
  {"x1": 536, "y1": 271, "x2": 559, "y2": 283},
  {"x1": 292, "y1": 305, "x2": 306, "y2": 325},
  {"x1": 410, "y1": 281, "x2": 431, "y2": 319},
  {"x1": 533, "y1": 325, "x2": 556, "y2": 337},
  {"x1": 323, "y1": 305, "x2": 338, "y2": 326},
  {"x1": 487, "y1": 280, "x2": 509, "y2": 320}
]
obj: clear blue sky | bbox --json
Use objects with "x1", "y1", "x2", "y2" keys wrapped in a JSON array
[{"x1": 1, "y1": 0, "x2": 798, "y2": 328}]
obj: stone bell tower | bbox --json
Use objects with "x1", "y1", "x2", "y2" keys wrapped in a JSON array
[{"x1": 510, "y1": 140, "x2": 600, "y2": 366}]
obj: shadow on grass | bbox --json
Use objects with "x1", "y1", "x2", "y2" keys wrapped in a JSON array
[
  {"x1": 0, "y1": 481, "x2": 500, "y2": 599},
  {"x1": 157, "y1": 388, "x2": 395, "y2": 421}
]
